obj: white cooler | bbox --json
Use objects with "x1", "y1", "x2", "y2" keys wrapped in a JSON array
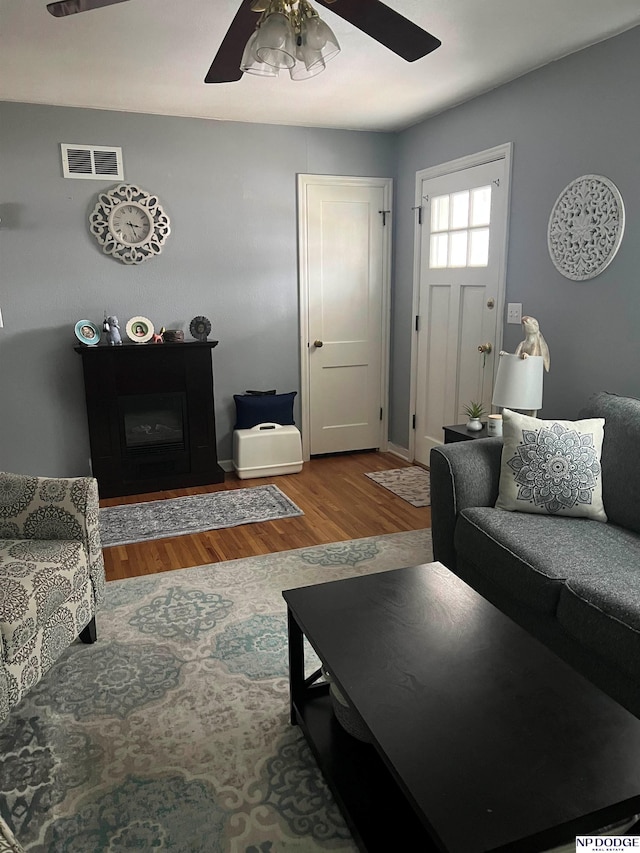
[{"x1": 233, "y1": 422, "x2": 303, "y2": 479}]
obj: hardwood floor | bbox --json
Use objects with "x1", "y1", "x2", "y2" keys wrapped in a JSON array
[{"x1": 101, "y1": 451, "x2": 430, "y2": 581}]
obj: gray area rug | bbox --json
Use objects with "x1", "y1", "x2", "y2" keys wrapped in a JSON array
[
  {"x1": 99, "y1": 484, "x2": 304, "y2": 547},
  {"x1": 365, "y1": 466, "x2": 431, "y2": 507},
  {"x1": 0, "y1": 530, "x2": 433, "y2": 853}
]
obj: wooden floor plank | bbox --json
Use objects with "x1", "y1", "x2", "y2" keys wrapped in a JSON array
[{"x1": 101, "y1": 451, "x2": 430, "y2": 581}]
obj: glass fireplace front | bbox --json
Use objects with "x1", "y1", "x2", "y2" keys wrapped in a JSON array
[{"x1": 120, "y1": 393, "x2": 187, "y2": 455}]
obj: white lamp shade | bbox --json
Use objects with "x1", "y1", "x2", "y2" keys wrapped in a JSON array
[{"x1": 492, "y1": 353, "x2": 544, "y2": 411}]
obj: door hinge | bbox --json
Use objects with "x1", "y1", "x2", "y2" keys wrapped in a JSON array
[
  {"x1": 415, "y1": 315, "x2": 420, "y2": 332},
  {"x1": 380, "y1": 407, "x2": 383, "y2": 421},
  {"x1": 412, "y1": 414, "x2": 416, "y2": 430},
  {"x1": 411, "y1": 205, "x2": 423, "y2": 225},
  {"x1": 379, "y1": 209, "x2": 391, "y2": 226}
]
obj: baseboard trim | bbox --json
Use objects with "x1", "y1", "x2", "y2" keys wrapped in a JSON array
[
  {"x1": 223, "y1": 448, "x2": 411, "y2": 472},
  {"x1": 387, "y1": 443, "x2": 410, "y2": 462}
]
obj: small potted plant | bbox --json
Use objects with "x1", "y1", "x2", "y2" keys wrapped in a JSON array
[{"x1": 464, "y1": 401, "x2": 486, "y2": 432}]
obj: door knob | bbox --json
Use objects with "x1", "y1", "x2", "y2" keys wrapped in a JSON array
[
  {"x1": 478, "y1": 342, "x2": 493, "y2": 354},
  {"x1": 314, "y1": 340, "x2": 324, "y2": 348}
]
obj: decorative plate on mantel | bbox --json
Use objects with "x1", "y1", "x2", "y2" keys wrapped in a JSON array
[
  {"x1": 189, "y1": 316, "x2": 211, "y2": 341},
  {"x1": 74, "y1": 320, "x2": 100, "y2": 346},
  {"x1": 125, "y1": 316, "x2": 154, "y2": 344},
  {"x1": 547, "y1": 174, "x2": 625, "y2": 281}
]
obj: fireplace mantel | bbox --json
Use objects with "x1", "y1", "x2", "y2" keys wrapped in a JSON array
[{"x1": 75, "y1": 341, "x2": 225, "y2": 497}]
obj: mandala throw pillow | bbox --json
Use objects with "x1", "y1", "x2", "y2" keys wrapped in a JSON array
[{"x1": 495, "y1": 409, "x2": 607, "y2": 521}]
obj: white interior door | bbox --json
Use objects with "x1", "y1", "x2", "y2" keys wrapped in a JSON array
[
  {"x1": 412, "y1": 148, "x2": 510, "y2": 466},
  {"x1": 298, "y1": 175, "x2": 392, "y2": 457}
]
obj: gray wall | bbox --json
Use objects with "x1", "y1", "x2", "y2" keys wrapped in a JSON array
[
  {"x1": 2, "y1": 24, "x2": 639, "y2": 477},
  {"x1": 0, "y1": 103, "x2": 394, "y2": 475},
  {"x1": 390, "y1": 25, "x2": 640, "y2": 446}
]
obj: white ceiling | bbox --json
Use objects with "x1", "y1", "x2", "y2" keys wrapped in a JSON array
[{"x1": 1, "y1": 0, "x2": 639, "y2": 132}]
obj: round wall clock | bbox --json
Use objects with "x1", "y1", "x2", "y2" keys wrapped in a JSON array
[
  {"x1": 89, "y1": 183, "x2": 171, "y2": 265},
  {"x1": 547, "y1": 175, "x2": 625, "y2": 281}
]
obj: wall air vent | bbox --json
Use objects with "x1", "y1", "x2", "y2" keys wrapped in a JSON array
[{"x1": 61, "y1": 143, "x2": 123, "y2": 180}]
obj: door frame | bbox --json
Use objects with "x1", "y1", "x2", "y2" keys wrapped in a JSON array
[
  {"x1": 297, "y1": 174, "x2": 393, "y2": 461},
  {"x1": 408, "y1": 143, "x2": 513, "y2": 462}
]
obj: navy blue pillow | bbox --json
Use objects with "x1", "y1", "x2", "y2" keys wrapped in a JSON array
[{"x1": 234, "y1": 391, "x2": 297, "y2": 430}]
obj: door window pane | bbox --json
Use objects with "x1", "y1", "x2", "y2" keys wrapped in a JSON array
[
  {"x1": 429, "y1": 233, "x2": 448, "y2": 268},
  {"x1": 449, "y1": 231, "x2": 468, "y2": 267},
  {"x1": 469, "y1": 228, "x2": 490, "y2": 266},
  {"x1": 471, "y1": 186, "x2": 492, "y2": 227},
  {"x1": 431, "y1": 195, "x2": 449, "y2": 232},
  {"x1": 451, "y1": 191, "x2": 470, "y2": 229}
]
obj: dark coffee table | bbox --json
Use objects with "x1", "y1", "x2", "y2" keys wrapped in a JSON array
[{"x1": 283, "y1": 562, "x2": 640, "y2": 853}]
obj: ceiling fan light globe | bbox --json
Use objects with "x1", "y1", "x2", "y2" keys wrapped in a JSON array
[
  {"x1": 254, "y1": 11, "x2": 296, "y2": 69},
  {"x1": 242, "y1": 62, "x2": 280, "y2": 77},
  {"x1": 290, "y1": 57, "x2": 326, "y2": 80},
  {"x1": 302, "y1": 16, "x2": 326, "y2": 50},
  {"x1": 297, "y1": 40, "x2": 324, "y2": 71},
  {"x1": 241, "y1": 31, "x2": 279, "y2": 76},
  {"x1": 303, "y1": 16, "x2": 339, "y2": 54},
  {"x1": 255, "y1": 46, "x2": 296, "y2": 69}
]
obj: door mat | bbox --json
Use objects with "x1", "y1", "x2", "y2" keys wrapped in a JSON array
[
  {"x1": 365, "y1": 466, "x2": 430, "y2": 507},
  {"x1": 100, "y1": 484, "x2": 304, "y2": 547}
]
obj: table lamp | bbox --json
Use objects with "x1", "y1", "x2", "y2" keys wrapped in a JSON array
[{"x1": 492, "y1": 352, "x2": 544, "y2": 418}]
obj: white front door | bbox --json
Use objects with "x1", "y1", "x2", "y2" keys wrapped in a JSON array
[
  {"x1": 411, "y1": 146, "x2": 511, "y2": 466},
  {"x1": 298, "y1": 175, "x2": 392, "y2": 457}
]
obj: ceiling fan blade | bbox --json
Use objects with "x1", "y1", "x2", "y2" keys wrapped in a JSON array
[
  {"x1": 204, "y1": 0, "x2": 257, "y2": 84},
  {"x1": 47, "y1": 0, "x2": 130, "y2": 17},
  {"x1": 314, "y1": 0, "x2": 441, "y2": 62}
]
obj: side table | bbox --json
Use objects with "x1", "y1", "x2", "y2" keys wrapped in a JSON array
[{"x1": 442, "y1": 422, "x2": 489, "y2": 443}]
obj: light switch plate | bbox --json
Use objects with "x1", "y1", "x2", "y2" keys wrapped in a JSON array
[{"x1": 507, "y1": 303, "x2": 522, "y2": 324}]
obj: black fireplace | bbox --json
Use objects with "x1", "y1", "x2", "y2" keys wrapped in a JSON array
[{"x1": 75, "y1": 341, "x2": 225, "y2": 497}]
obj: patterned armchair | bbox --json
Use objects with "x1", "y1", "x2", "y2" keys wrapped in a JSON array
[{"x1": 0, "y1": 472, "x2": 105, "y2": 726}]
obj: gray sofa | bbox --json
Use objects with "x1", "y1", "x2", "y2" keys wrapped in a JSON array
[{"x1": 430, "y1": 391, "x2": 640, "y2": 719}]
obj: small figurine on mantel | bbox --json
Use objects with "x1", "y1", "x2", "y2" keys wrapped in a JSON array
[
  {"x1": 103, "y1": 315, "x2": 122, "y2": 346},
  {"x1": 152, "y1": 326, "x2": 165, "y2": 344},
  {"x1": 500, "y1": 315, "x2": 550, "y2": 372}
]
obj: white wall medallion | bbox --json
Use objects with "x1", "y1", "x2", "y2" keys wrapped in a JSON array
[
  {"x1": 89, "y1": 183, "x2": 171, "y2": 264},
  {"x1": 547, "y1": 175, "x2": 625, "y2": 281}
]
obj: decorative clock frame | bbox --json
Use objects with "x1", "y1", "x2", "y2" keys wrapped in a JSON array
[
  {"x1": 547, "y1": 175, "x2": 625, "y2": 281},
  {"x1": 89, "y1": 183, "x2": 171, "y2": 265}
]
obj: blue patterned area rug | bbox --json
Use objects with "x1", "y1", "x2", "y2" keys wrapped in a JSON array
[
  {"x1": 99, "y1": 484, "x2": 304, "y2": 547},
  {"x1": 0, "y1": 529, "x2": 432, "y2": 853}
]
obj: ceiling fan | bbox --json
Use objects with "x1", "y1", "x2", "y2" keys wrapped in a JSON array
[{"x1": 46, "y1": 0, "x2": 441, "y2": 83}]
